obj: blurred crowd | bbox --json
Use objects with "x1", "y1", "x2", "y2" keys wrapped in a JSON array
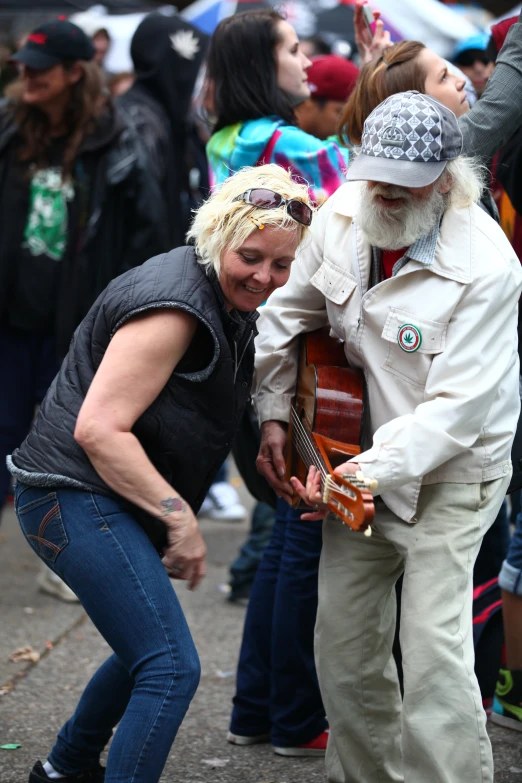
[{"x1": 1, "y1": 2, "x2": 522, "y2": 781}]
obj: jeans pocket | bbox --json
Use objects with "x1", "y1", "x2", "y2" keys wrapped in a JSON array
[{"x1": 16, "y1": 487, "x2": 69, "y2": 564}]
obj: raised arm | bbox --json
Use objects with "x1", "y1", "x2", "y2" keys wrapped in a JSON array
[
  {"x1": 460, "y1": 13, "x2": 522, "y2": 159},
  {"x1": 74, "y1": 308, "x2": 206, "y2": 589}
]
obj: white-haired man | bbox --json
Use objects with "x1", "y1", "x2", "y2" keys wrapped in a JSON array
[{"x1": 254, "y1": 91, "x2": 522, "y2": 783}]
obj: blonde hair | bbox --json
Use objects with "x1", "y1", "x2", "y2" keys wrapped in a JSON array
[{"x1": 187, "y1": 164, "x2": 312, "y2": 274}]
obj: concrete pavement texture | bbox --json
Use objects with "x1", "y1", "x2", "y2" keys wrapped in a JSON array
[{"x1": 1, "y1": 479, "x2": 521, "y2": 783}]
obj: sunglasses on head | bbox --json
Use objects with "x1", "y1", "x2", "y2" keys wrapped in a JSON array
[{"x1": 234, "y1": 188, "x2": 313, "y2": 227}]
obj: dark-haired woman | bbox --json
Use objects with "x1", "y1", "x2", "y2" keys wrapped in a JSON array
[
  {"x1": 206, "y1": 8, "x2": 343, "y2": 758},
  {"x1": 206, "y1": 9, "x2": 349, "y2": 203},
  {"x1": 0, "y1": 20, "x2": 165, "y2": 589}
]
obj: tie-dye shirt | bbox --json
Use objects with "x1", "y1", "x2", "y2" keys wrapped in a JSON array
[{"x1": 207, "y1": 116, "x2": 350, "y2": 204}]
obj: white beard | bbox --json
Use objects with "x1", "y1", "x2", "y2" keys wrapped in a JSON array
[{"x1": 358, "y1": 183, "x2": 445, "y2": 250}]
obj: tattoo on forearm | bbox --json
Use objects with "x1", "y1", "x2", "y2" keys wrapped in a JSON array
[{"x1": 161, "y1": 497, "x2": 187, "y2": 515}]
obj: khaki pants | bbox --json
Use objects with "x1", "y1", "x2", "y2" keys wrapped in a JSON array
[{"x1": 315, "y1": 477, "x2": 509, "y2": 783}]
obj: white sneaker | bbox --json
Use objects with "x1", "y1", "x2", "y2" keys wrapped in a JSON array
[
  {"x1": 227, "y1": 730, "x2": 270, "y2": 745},
  {"x1": 198, "y1": 495, "x2": 214, "y2": 516},
  {"x1": 199, "y1": 481, "x2": 247, "y2": 521},
  {"x1": 38, "y1": 566, "x2": 79, "y2": 603}
]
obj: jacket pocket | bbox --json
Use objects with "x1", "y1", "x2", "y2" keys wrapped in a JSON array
[
  {"x1": 381, "y1": 308, "x2": 448, "y2": 388},
  {"x1": 15, "y1": 488, "x2": 68, "y2": 564},
  {"x1": 311, "y1": 259, "x2": 358, "y2": 340},
  {"x1": 310, "y1": 258, "x2": 357, "y2": 305}
]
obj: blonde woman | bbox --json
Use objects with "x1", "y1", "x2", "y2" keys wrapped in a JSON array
[{"x1": 8, "y1": 164, "x2": 312, "y2": 783}]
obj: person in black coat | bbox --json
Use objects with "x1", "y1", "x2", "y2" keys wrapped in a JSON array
[
  {"x1": 0, "y1": 20, "x2": 168, "y2": 553},
  {"x1": 118, "y1": 12, "x2": 209, "y2": 249}
]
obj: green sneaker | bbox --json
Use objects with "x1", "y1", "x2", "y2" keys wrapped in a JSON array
[{"x1": 490, "y1": 668, "x2": 522, "y2": 732}]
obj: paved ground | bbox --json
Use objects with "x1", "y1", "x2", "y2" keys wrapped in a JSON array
[{"x1": 0, "y1": 473, "x2": 521, "y2": 782}]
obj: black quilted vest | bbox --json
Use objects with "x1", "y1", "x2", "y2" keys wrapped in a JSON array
[{"x1": 11, "y1": 247, "x2": 257, "y2": 540}]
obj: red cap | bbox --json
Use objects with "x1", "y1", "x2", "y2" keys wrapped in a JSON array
[
  {"x1": 307, "y1": 55, "x2": 359, "y2": 103},
  {"x1": 490, "y1": 16, "x2": 518, "y2": 55}
]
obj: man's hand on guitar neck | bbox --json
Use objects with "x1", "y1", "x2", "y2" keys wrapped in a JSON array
[
  {"x1": 290, "y1": 463, "x2": 362, "y2": 521},
  {"x1": 257, "y1": 420, "x2": 294, "y2": 505},
  {"x1": 290, "y1": 465, "x2": 328, "y2": 520}
]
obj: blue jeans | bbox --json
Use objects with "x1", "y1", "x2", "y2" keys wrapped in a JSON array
[
  {"x1": 14, "y1": 484, "x2": 200, "y2": 782},
  {"x1": 498, "y1": 490, "x2": 522, "y2": 595},
  {"x1": 229, "y1": 502, "x2": 275, "y2": 597},
  {"x1": 0, "y1": 326, "x2": 59, "y2": 510},
  {"x1": 213, "y1": 462, "x2": 227, "y2": 483},
  {"x1": 230, "y1": 499, "x2": 327, "y2": 747}
]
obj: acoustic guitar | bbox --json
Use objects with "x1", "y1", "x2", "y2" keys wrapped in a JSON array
[{"x1": 286, "y1": 327, "x2": 376, "y2": 534}]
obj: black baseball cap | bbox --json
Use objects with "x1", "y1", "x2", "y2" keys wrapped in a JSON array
[{"x1": 11, "y1": 19, "x2": 95, "y2": 70}]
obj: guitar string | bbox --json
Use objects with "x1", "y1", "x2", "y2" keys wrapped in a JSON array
[
  {"x1": 291, "y1": 418, "x2": 356, "y2": 516},
  {"x1": 290, "y1": 407, "x2": 328, "y2": 475},
  {"x1": 291, "y1": 412, "x2": 334, "y2": 489},
  {"x1": 290, "y1": 408, "x2": 329, "y2": 479},
  {"x1": 291, "y1": 412, "x2": 323, "y2": 473},
  {"x1": 290, "y1": 407, "x2": 342, "y2": 505},
  {"x1": 292, "y1": 438, "x2": 327, "y2": 495},
  {"x1": 291, "y1": 406, "x2": 368, "y2": 491},
  {"x1": 290, "y1": 406, "x2": 369, "y2": 499}
]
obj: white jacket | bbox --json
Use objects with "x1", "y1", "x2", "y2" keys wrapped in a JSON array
[{"x1": 254, "y1": 182, "x2": 522, "y2": 522}]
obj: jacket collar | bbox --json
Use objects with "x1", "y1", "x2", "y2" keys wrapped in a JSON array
[
  {"x1": 330, "y1": 182, "x2": 475, "y2": 284},
  {"x1": 207, "y1": 267, "x2": 259, "y2": 336}
]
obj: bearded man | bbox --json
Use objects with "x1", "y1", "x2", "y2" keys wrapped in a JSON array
[{"x1": 253, "y1": 91, "x2": 522, "y2": 783}]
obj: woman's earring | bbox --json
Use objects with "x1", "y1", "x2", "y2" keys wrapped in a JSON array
[{"x1": 249, "y1": 215, "x2": 265, "y2": 230}]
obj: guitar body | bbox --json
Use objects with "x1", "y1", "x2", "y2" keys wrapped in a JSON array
[{"x1": 287, "y1": 327, "x2": 375, "y2": 531}]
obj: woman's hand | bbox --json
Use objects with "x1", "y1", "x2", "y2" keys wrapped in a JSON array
[
  {"x1": 161, "y1": 499, "x2": 207, "y2": 590},
  {"x1": 256, "y1": 420, "x2": 294, "y2": 504},
  {"x1": 354, "y1": 0, "x2": 392, "y2": 65}
]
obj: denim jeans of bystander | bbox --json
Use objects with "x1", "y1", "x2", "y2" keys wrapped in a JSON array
[
  {"x1": 230, "y1": 499, "x2": 327, "y2": 747},
  {"x1": 228, "y1": 501, "x2": 275, "y2": 599}
]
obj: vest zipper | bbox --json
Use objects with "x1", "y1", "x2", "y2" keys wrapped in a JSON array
[{"x1": 234, "y1": 330, "x2": 253, "y2": 383}]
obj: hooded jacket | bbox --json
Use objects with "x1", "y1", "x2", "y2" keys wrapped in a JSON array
[
  {"x1": 0, "y1": 101, "x2": 167, "y2": 358},
  {"x1": 207, "y1": 116, "x2": 349, "y2": 204},
  {"x1": 118, "y1": 13, "x2": 208, "y2": 248}
]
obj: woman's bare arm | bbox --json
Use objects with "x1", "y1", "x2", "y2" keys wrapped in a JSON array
[{"x1": 74, "y1": 308, "x2": 206, "y2": 588}]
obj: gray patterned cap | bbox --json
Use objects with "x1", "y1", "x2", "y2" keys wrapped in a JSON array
[{"x1": 346, "y1": 90, "x2": 463, "y2": 187}]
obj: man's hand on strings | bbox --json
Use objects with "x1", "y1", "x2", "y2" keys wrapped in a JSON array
[
  {"x1": 257, "y1": 420, "x2": 294, "y2": 504},
  {"x1": 290, "y1": 466, "x2": 329, "y2": 521}
]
